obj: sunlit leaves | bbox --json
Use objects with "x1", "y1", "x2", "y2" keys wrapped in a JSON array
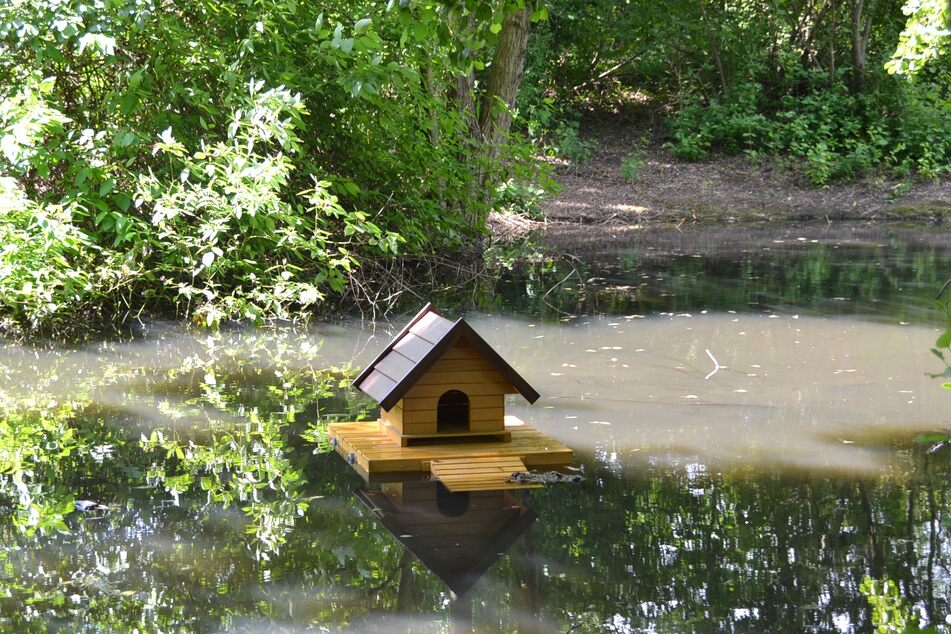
[
  {"x1": 137, "y1": 81, "x2": 391, "y2": 327},
  {"x1": 0, "y1": 0, "x2": 544, "y2": 334},
  {"x1": 887, "y1": 0, "x2": 951, "y2": 75}
]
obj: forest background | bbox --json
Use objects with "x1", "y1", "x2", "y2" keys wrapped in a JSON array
[{"x1": 1, "y1": 0, "x2": 949, "y2": 335}]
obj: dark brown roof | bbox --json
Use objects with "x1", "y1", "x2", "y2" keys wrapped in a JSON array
[{"x1": 352, "y1": 303, "x2": 540, "y2": 411}]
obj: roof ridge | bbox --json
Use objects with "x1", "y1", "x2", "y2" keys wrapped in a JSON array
[{"x1": 353, "y1": 305, "x2": 540, "y2": 410}]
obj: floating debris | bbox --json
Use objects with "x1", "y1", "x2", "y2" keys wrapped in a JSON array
[{"x1": 508, "y1": 471, "x2": 584, "y2": 484}]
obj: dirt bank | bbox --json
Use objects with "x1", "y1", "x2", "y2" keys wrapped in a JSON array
[{"x1": 536, "y1": 114, "x2": 951, "y2": 229}]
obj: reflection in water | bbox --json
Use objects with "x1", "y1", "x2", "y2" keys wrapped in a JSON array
[
  {"x1": 356, "y1": 482, "x2": 537, "y2": 598},
  {"x1": 503, "y1": 224, "x2": 951, "y2": 322}
]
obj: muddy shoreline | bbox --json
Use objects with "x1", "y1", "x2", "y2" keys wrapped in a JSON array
[{"x1": 528, "y1": 115, "x2": 951, "y2": 232}]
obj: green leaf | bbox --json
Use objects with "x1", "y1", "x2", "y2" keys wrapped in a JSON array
[
  {"x1": 115, "y1": 193, "x2": 131, "y2": 212},
  {"x1": 490, "y1": 22, "x2": 502, "y2": 34},
  {"x1": 936, "y1": 328, "x2": 951, "y2": 349},
  {"x1": 413, "y1": 22, "x2": 429, "y2": 41},
  {"x1": 99, "y1": 178, "x2": 115, "y2": 197},
  {"x1": 39, "y1": 76, "x2": 57, "y2": 94},
  {"x1": 116, "y1": 131, "x2": 136, "y2": 147},
  {"x1": 354, "y1": 18, "x2": 371, "y2": 35}
]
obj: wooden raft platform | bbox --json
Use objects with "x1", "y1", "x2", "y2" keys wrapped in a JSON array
[
  {"x1": 328, "y1": 416, "x2": 572, "y2": 482},
  {"x1": 430, "y1": 456, "x2": 542, "y2": 492}
]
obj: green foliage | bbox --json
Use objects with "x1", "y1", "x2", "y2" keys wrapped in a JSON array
[
  {"x1": 860, "y1": 577, "x2": 940, "y2": 633},
  {"x1": 0, "y1": 328, "x2": 369, "y2": 555},
  {"x1": 540, "y1": 117, "x2": 598, "y2": 167},
  {"x1": 0, "y1": 396, "x2": 85, "y2": 535},
  {"x1": 887, "y1": 0, "x2": 951, "y2": 74},
  {"x1": 494, "y1": 178, "x2": 548, "y2": 218},
  {"x1": 0, "y1": 178, "x2": 99, "y2": 331},
  {"x1": 524, "y1": 0, "x2": 951, "y2": 185},
  {"x1": 0, "y1": 0, "x2": 548, "y2": 333},
  {"x1": 666, "y1": 75, "x2": 951, "y2": 184},
  {"x1": 620, "y1": 138, "x2": 648, "y2": 181},
  {"x1": 919, "y1": 281, "x2": 951, "y2": 404},
  {"x1": 137, "y1": 82, "x2": 400, "y2": 327}
]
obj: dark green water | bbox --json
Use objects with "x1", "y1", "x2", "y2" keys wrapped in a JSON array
[{"x1": 2, "y1": 225, "x2": 950, "y2": 632}]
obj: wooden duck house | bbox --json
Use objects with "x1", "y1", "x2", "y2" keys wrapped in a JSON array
[{"x1": 328, "y1": 304, "x2": 572, "y2": 490}]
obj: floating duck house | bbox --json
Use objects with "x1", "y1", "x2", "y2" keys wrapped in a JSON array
[{"x1": 328, "y1": 304, "x2": 572, "y2": 490}]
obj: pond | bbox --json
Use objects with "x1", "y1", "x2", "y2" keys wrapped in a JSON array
[{"x1": 1, "y1": 224, "x2": 950, "y2": 632}]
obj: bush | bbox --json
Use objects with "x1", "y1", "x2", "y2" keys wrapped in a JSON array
[
  {"x1": 547, "y1": 118, "x2": 599, "y2": 166},
  {"x1": 0, "y1": 178, "x2": 132, "y2": 332},
  {"x1": 494, "y1": 178, "x2": 548, "y2": 218},
  {"x1": 137, "y1": 83, "x2": 402, "y2": 327},
  {"x1": 620, "y1": 139, "x2": 648, "y2": 181},
  {"x1": 667, "y1": 71, "x2": 951, "y2": 184}
]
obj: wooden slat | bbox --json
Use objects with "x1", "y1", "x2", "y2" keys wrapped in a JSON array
[
  {"x1": 358, "y1": 371, "x2": 398, "y2": 404},
  {"x1": 400, "y1": 422, "x2": 437, "y2": 434},
  {"x1": 327, "y1": 417, "x2": 572, "y2": 476},
  {"x1": 380, "y1": 401, "x2": 403, "y2": 428},
  {"x1": 469, "y1": 406, "x2": 504, "y2": 422},
  {"x1": 375, "y1": 352, "x2": 416, "y2": 383},
  {"x1": 469, "y1": 419, "x2": 505, "y2": 432},
  {"x1": 401, "y1": 409, "x2": 437, "y2": 425},
  {"x1": 404, "y1": 382, "x2": 512, "y2": 398},
  {"x1": 391, "y1": 332, "x2": 436, "y2": 363},
  {"x1": 402, "y1": 394, "x2": 503, "y2": 412},
  {"x1": 415, "y1": 369, "x2": 509, "y2": 386},
  {"x1": 431, "y1": 456, "x2": 539, "y2": 492},
  {"x1": 410, "y1": 312, "x2": 454, "y2": 343},
  {"x1": 426, "y1": 357, "x2": 497, "y2": 374},
  {"x1": 438, "y1": 341, "x2": 482, "y2": 360}
]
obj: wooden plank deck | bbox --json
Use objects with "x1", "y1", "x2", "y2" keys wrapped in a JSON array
[
  {"x1": 430, "y1": 456, "x2": 542, "y2": 492},
  {"x1": 328, "y1": 416, "x2": 572, "y2": 478}
]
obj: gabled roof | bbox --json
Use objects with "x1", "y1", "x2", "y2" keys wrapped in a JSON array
[{"x1": 352, "y1": 303, "x2": 540, "y2": 411}]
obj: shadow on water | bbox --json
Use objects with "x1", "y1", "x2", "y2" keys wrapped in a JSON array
[{"x1": 1, "y1": 224, "x2": 951, "y2": 631}]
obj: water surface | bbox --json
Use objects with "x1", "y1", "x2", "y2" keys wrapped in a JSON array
[{"x1": 2, "y1": 224, "x2": 951, "y2": 632}]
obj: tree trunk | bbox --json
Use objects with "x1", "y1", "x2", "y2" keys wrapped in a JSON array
[
  {"x1": 850, "y1": 0, "x2": 874, "y2": 93},
  {"x1": 829, "y1": 0, "x2": 837, "y2": 80},
  {"x1": 478, "y1": 5, "x2": 533, "y2": 160},
  {"x1": 700, "y1": 0, "x2": 729, "y2": 96},
  {"x1": 453, "y1": 12, "x2": 479, "y2": 138}
]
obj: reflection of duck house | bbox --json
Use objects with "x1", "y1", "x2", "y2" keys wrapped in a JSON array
[
  {"x1": 356, "y1": 481, "x2": 537, "y2": 596},
  {"x1": 329, "y1": 304, "x2": 572, "y2": 491}
]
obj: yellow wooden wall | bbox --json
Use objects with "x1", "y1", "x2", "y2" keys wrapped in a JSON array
[{"x1": 380, "y1": 340, "x2": 512, "y2": 435}]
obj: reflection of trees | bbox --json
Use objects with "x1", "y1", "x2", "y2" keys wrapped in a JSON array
[
  {"x1": 513, "y1": 454, "x2": 950, "y2": 632},
  {"x1": 497, "y1": 239, "x2": 951, "y2": 322},
  {"x1": 3, "y1": 444, "x2": 949, "y2": 631},
  {"x1": 2, "y1": 327, "x2": 950, "y2": 631}
]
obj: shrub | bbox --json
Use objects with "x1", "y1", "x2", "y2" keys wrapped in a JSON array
[
  {"x1": 137, "y1": 82, "x2": 401, "y2": 327},
  {"x1": 621, "y1": 138, "x2": 649, "y2": 181},
  {"x1": 667, "y1": 71, "x2": 951, "y2": 184},
  {"x1": 494, "y1": 178, "x2": 548, "y2": 218}
]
